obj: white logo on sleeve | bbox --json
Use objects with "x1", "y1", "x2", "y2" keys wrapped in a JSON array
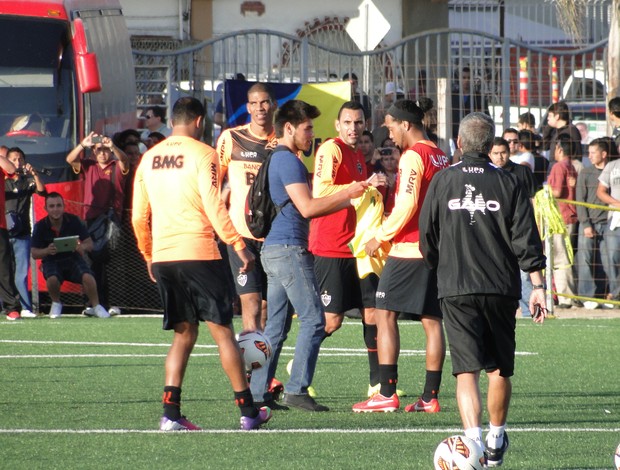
[
  {"x1": 448, "y1": 184, "x2": 500, "y2": 225},
  {"x1": 321, "y1": 292, "x2": 332, "y2": 306}
]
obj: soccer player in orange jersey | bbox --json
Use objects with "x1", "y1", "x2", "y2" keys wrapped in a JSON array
[
  {"x1": 217, "y1": 83, "x2": 278, "y2": 333},
  {"x1": 352, "y1": 100, "x2": 449, "y2": 414},
  {"x1": 132, "y1": 97, "x2": 271, "y2": 431}
]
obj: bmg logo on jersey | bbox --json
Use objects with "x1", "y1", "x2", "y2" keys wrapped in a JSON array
[{"x1": 152, "y1": 155, "x2": 184, "y2": 169}]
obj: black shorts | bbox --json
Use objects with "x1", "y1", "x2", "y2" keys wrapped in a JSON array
[
  {"x1": 227, "y1": 238, "x2": 267, "y2": 297},
  {"x1": 375, "y1": 257, "x2": 441, "y2": 319},
  {"x1": 42, "y1": 255, "x2": 93, "y2": 285},
  {"x1": 152, "y1": 260, "x2": 234, "y2": 330},
  {"x1": 360, "y1": 273, "x2": 379, "y2": 309},
  {"x1": 314, "y1": 256, "x2": 363, "y2": 314},
  {"x1": 441, "y1": 294, "x2": 518, "y2": 377}
]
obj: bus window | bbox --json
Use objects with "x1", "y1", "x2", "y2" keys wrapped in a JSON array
[{"x1": 0, "y1": 16, "x2": 75, "y2": 182}]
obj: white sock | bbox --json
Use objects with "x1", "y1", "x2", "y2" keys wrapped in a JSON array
[
  {"x1": 464, "y1": 427, "x2": 484, "y2": 452},
  {"x1": 486, "y1": 423, "x2": 506, "y2": 449}
]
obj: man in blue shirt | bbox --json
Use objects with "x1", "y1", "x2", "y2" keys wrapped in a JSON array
[{"x1": 249, "y1": 100, "x2": 367, "y2": 411}]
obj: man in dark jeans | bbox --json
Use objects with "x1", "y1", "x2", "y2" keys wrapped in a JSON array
[
  {"x1": 0, "y1": 145, "x2": 22, "y2": 320},
  {"x1": 5, "y1": 147, "x2": 47, "y2": 317}
]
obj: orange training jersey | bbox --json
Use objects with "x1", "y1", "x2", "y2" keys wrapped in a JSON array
[
  {"x1": 132, "y1": 135, "x2": 245, "y2": 263},
  {"x1": 309, "y1": 137, "x2": 367, "y2": 257},
  {"x1": 373, "y1": 140, "x2": 449, "y2": 258},
  {"x1": 217, "y1": 124, "x2": 277, "y2": 238}
]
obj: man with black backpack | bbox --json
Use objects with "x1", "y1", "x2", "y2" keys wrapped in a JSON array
[{"x1": 249, "y1": 100, "x2": 368, "y2": 412}]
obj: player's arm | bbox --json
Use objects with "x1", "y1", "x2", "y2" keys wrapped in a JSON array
[
  {"x1": 546, "y1": 166, "x2": 564, "y2": 198},
  {"x1": 31, "y1": 244, "x2": 56, "y2": 259},
  {"x1": 312, "y1": 141, "x2": 354, "y2": 197},
  {"x1": 215, "y1": 130, "x2": 232, "y2": 187},
  {"x1": 103, "y1": 136, "x2": 129, "y2": 174},
  {"x1": 131, "y1": 165, "x2": 153, "y2": 262},
  {"x1": 0, "y1": 153, "x2": 16, "y2": 176},
  {"x1": 197, "y1": 153, "x2": 254, "y2": 272},
  {"x1": 198, "y1": 151, "x2": 245, "y2": 249},
  {"x1": 76, "y1": 236, "x2": 94, "y2": 256},
  {"x1": 285, "y1": 181, "x2": 367, "y2": 219},
  {"x1": 66, "y1": 132, "x2": 95, "y2": 171},
  {"x1": 597, "y1": 182, "x2": 620, "y2": 207}
]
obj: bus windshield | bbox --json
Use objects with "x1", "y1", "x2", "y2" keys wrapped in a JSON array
[{"x1": 0, "y1": 16, "x2": 75, "y2": 181}]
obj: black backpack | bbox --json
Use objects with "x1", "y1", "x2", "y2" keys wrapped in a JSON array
[{"x1": 245, "y1": 150, "x2": 284, "y2": 238}]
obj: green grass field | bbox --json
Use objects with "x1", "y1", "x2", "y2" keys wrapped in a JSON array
[{"x1": 1, "y1": 314, "x2": 618, "y2": 469}]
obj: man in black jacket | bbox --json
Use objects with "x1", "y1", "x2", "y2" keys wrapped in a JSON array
[{"x1": 419, "y1": 112, "x2": 547, "y2": 468}]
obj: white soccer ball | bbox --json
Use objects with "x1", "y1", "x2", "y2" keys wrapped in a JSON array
[
  {"x1": 237, "y1": 330, "x2": 272, "y2": 370},
  {"x1": 434, "y1": 435, "x2": 486, "y2": 470},
  {"x1": 614, "y1": 442, "x2": 620, "y2": 470}
]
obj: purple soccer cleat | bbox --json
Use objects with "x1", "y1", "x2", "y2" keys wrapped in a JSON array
[{"x1": 239, "y1": 406, "x2": 272, "y2": 430}]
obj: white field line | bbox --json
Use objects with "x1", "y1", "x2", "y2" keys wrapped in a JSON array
[
  {"x1": 0, "y1": 427, "x2": 618, "y2": 435},
  {"x1": 0, "y1": 339, "x2": 537, "y2": 358}
]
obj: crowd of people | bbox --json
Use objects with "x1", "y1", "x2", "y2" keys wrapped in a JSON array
[{"x1": 1, "y1": 77, "x2": 619, "y2": 459}]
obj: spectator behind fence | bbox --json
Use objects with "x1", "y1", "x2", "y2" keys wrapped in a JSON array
[
  {"x1": 517, "y1": 112, "x2": 537, "y2": 133},
  {"x1": 519, "y1": 130, "x2": 548, "y2": 191},
  {"x1": 451, "y1": 66, "x2": 488, "y2": 147},
  {"x1": 543, "y1": 100, "x2": 583, "y2": 163},
  {"x1": 0, "y1": 145, "x2": 22, "y2": 320},
  {"x1": 488, "y1": 137, "x2": 537, "y2": 318},
  {"x1": 66, "y1": 132, "x2": 129, "y2": 311},
  {"x1": 577, "y1": 138, "x2": 614, "y2": 309},
  {"x1": 359, "y1": 130, "x2": 382, "y2": 175},
  {"x1": 504, "y1": 127, "x2": 533, "y2": 171},
  {"x1": 547, "y1": 134, "x2": 579, "y2": 308},
  {"x1": 596, "y1": 140, "x2": 620, "y2": 305},
  {"x1": 343, "y1": 72, "x2": 372, "y2": 128},
  {"x1": 608, "y1": 97, "x2": 620, "y2": 150},
  {"x1": 30, "y1": 192, "x2": 109, "y2": 319},
  {"x1": 5, "y1": 147, "x2": 47, "y2": 317},
  {"x1": 146, "y1": 131, "x2": 166, "y2": 149},
  {"x1": 140, "y1": 106, "x2": 171, "y2": 140}
]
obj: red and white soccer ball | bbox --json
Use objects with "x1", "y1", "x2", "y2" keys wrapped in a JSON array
[
  {"x1": 237, "y1": 330, "x2": 272, "y2": 370},
  {"x1": 614, "y1": 442, "x2": 620, "y2": 470},
  {"x1": 434, "y1": 435, "x2": 486, "y2": 470}
]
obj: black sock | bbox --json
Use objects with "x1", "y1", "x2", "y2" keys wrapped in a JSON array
[
  {"x1": 234, "y1": 389, "x2": 258, "y2": 418},
  {"x1": 162, "y1": 386, "x2": 182, "y2": 421},
  {"x1": 363, "y1": 323, "x2": 380, "y2": 386},
  {"x1": 422, "y1": 370, "x2": 442, "y2": 402},
  {"x1": 379, "y1": 364, "x2": 398, "y2": 397}
]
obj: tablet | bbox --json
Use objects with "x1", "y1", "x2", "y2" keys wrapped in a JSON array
[{"x1": 53, "y1": 235, "x2": 79, "y2": 253}]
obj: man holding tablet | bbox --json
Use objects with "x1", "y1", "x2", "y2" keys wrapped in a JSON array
[{"x1": 31, "y1": 192, "x2": 110, "y2": 319}]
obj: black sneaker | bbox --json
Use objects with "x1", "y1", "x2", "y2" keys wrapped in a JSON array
[
  {"x1": 255, "y1": 399, "x2": 289, "y2": 411},
  {"x1": 282, "y1": 393, "x2": 329, "y2": 412},
  {"x1": 486, "y1": 432, "x2": 509, "y2": 467}
]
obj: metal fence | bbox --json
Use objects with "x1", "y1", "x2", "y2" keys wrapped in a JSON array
[
  {"x1": 448, "y1": 0, "x2": 611, "y2": 46},
  {"x1": 133, "y1": 28, "x2": 609, "y2": 151}
]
